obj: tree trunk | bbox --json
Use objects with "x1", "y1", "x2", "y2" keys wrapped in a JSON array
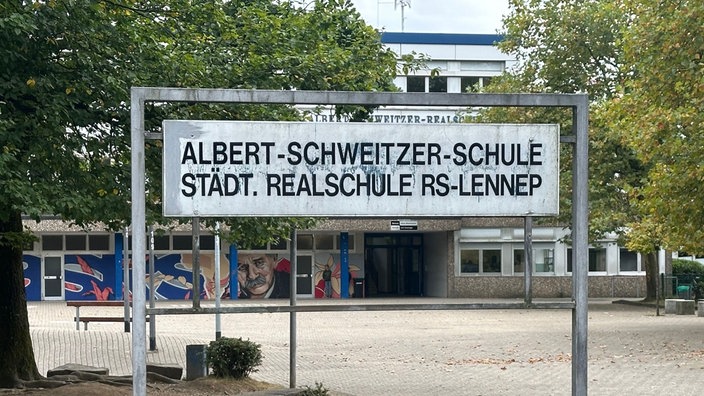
[
  {"x1": 0, "y1": 210, "x2": 41, "y2": 387},
  {"x1": 643, "y1": 251, "x2": 658, "y2": 301}
]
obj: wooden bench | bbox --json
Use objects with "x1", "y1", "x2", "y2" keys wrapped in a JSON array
[
  {"x1": 73, "y1": 315, "x2": 151, "y2": 330},
  {"x1": 66, "y1": 300, "x2": 148, "y2": 330}
]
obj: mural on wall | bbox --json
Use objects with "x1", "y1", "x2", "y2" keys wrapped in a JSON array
[
  {"x1": 23, "y1": 251, "x2": 364, "y2": 301},
  {"x1": 313, "y1": 253, "x2": 363, "y2": 299},
  {"x1": 237, "y1": 253, "x2": 291, "y2": 299},
  {"x1": 147, "y1": 253, "x2": 231, "y2": 300},
  {"x1": 23, "y1": 256, "x2": 41, "y2": 301},
  {"x1": 64, "y1": 254, "x2": 117, "y2": 300},
  {"x1": 144, "y1": 255, "x2": 195, "y2": 300},
  {"x1": 22, "y1": 253, "x2": 231, "y2": 301}
]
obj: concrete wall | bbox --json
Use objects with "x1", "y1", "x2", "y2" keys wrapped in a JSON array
[
  {"x1": 423, "y1": 232, "x2": 449, "y2": 297},
  {"x1": 451, "y1": 276, "x2": 647, "y2": 299}
]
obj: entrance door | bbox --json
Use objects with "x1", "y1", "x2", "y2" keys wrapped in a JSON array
[
  {"x1": 295, "y1": 255, "x2": 313, "y2": 296},
  {"x1": 43, "y1": 256, "x2": 64, "y2": 300},
  {"x1": 365, "y1": 234, "x2": 423, "y2": 297}
]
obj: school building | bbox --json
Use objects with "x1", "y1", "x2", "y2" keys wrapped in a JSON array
[{"x1": 22, "y1": 33, "x2": 653, "y2": 301}]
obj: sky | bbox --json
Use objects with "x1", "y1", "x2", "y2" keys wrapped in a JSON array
[{"x1": 350, "y1": 0, "x2": 510, "y2": 34}]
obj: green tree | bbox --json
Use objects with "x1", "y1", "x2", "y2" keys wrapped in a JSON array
[
  {"x1": 484, "y1": 0, "x2": 660, "y2": 297},
  {"x1": 0, "y1": 0, "x2": 398, "y2": 387},
  {"x1": 607, "y1": 0, "x2": 704, "y2": 256}
]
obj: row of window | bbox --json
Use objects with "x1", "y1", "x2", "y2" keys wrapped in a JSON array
[
  {"x1": 37, "y1": 233, "x2": 355, "y2": 253},
  {"x1": 460, "y1": 247, "x2": 639, "y2": 275},
  {"x1": 406, "y1": 76, "x2": 493, "y2": 93}
]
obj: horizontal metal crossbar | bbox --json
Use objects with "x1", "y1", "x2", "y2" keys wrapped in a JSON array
[
  {"x1": 133, "y1": 87, "x2": 587, "y2": 108},
  {"x1": 146, "y1": 301, "x2": 575, "y2": 316}
]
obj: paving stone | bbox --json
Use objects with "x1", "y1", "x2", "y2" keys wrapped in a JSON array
[
  {"x1": 146, "y1": 363, "x2": 183, "y2": 380},
  {"x1": 47, "y1": 363, "x2": 109, "y2": 377}
]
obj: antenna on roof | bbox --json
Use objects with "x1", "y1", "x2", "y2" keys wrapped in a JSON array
[
  {"x1": 377, "y1": 0, "x2": 410, "y2": 31},
  {"x1": 395, "y1": 0, "x2": 411, "y2": 32}
]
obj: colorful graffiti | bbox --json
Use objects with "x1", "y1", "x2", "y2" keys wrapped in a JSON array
[
  {"x1": 22, "y1": 253, "x2": 232, "y2": 301},
  {"x1": 313, "y1": 254, "x2": 361, "y2": 299},
  {"x1": 237, "y1": 254, "x2": 291, "y2": 299},
  {"x1": 23, "y1": 251, "x2": 363, "y2": 301}
]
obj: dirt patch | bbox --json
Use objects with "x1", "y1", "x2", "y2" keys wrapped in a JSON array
[{"x1": 0, "y1": 377, "x2": 285, "y2": 396}]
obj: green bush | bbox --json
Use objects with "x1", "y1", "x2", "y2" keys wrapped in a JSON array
[
  {"x1": 672, "y1": 259, "x2": 704, "y2": 301},
  {"x1": 300, "y1": 382, "x2": 329, "y2": 396},
  {"x1": 672, "y1": 259, "x2": 704, "y2": 276},
  {"x1": 206, "y1": 337, "x2": 262, "y2": 379}
]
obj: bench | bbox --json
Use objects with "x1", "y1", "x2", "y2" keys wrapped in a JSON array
[
  {"x1": 73, "y1": 315, "x2": 151, "y2": 330},
  {"x1": 66, "y1": 300, "x2": 148, "y2": 330}
]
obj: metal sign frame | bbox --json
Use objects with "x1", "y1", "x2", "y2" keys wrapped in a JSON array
[{"x1": 130, "y1": 88, "x2": 589, "y2": 396}]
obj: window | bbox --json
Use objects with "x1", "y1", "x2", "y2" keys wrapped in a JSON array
[
  {"x1": 483, "y1": 250, "x2": 501, "y2": 273},
  {"x1": 514, "y1": 247, "x2": 555, "y2": 273},
  {"x1": 461, "y1": 77, "x2": 480, "y2": 92},
  {"x1": 271, "y1": 238, "x2": 288, "y2": 250},
  {"x1": 89, "y1": 235, "x2": 110, "y2": 251},
  {"x1": 461, "y1": 76, "x2": 493, "y2": 92},
  {"x1": 589, "y1": 248, "x2": 607, "y2": 271},
  {"x1": 172, "y1": 235, "x2": 193, "y2": 250},
  {"x1": 65, "y1": 235, "x2": 86, "y2": 250},
  {"x1": 297, "y1": 234, "x2": 314, "y2": 250},
  {"x1": 567, "y1": 247, "x2": 607, "y2": 272},
  {"x1": 460, "y1": 248, "x2": 501, "y2": 274},
  {"x1": 406, "y1": 76, "x2": 425, "y2": 92},
  {"x1": 619, "y1": 248, "x2": 638, "y2": 271},
  {"x1": 153, "y1": 235, "x2": 170, "y2": 250},
  {"x1": 513, "y1": 249, "x2": 525, "y2": 273},
  {"x1": 42, "y1": 235, "x2": 63, "y2": 251},
  {"x1": 315, "y1": 234, "x2": 334, "y2": 250},
  {"x1": 199, "y1": 235, "x2": 215, "y2": 250},
  {"x1": 429, "y1": 76, "x2": 447, "y2": 92}
]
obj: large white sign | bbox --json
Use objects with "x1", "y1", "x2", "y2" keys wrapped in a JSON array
[{"x1": 162, "y1": 121, "x2": 559, "y2": 217}]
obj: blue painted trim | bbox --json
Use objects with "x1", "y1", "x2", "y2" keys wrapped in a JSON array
[
  {"x1": 340, "y1": 232, "x2": 349, "y2": 299},
  {"x1": 381, "y1": 32, "x2": 503, "y2": 46},
  {"x1": 230, "y1": 244, "x2": 238, "y2": 300}
]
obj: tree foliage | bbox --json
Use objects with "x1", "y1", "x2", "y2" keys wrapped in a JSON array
[
  {"x1": 607, "y1": 0, "x2": 704, "y2": 255},
  {"x1": 0, "y1": 0, "x2": 399, "y2": 386},
  {"x1": 485, "y1": 0, "x2": 662, "y2": 298},
  {"x1": 484, "y1": 0, "x2": 644, "y2": 243},
  {"x1": 493, "y1": 0, "x2": 703, "y2": 298}
]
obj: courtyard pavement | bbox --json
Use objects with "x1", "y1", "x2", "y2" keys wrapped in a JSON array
[{"x1": 27, "y1": 298, "x2": 704, "y2": 395}]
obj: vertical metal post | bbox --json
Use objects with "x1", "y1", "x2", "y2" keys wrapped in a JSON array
[
  {"x1": 572, "y1": 97, "x2": 589, "y2": 396},
  {"x1": 148, "y1": 226, "x2": 156, "y2": 351},
  {"x1": 130, "y1": 88, "x2": 147, "y2": 396},
  {"x1": 289, "y1": 228, "x2": 297, "y2": 389},
  {"x1": 192, "y1": 217, "x2": 201, "y2": 308},
  {"x1": 214, "y1": 222, "x2": 222, "y2": 339},
  {"x1": 656, "y1": 267, "x2": 660, "y2": 316},
  {"x1": 524, "y1": 217, "x2": 533, "y2": 305},
  {"x1": 123, "y1": 226, "x2": 130, "y2": 333}
]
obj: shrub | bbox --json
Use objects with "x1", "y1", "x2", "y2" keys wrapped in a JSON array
[
  {"x1": 672, "y1": 259, "x2": 704, "y2": 301},
  {"x1": 206, "y1": 337, "x2": 263, "y2": 379},
  {"x1": 672, "y1": 259, "x2": 704, "y2": 277},
  {"x1": 300, "y1": 382, "x2": 329, "y2": 396}
]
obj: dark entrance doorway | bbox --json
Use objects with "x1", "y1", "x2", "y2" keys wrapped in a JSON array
[{"x1": 364, "y1": 234, "x2": 423, "y2": 297}]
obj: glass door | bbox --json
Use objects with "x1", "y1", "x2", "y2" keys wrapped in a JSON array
[
  {"x1": 296, "y1": 255, "x2": 313, "y2": 296},
  {"x1": 43, "y1": 256, "x2": 64, "y2": 300}
]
